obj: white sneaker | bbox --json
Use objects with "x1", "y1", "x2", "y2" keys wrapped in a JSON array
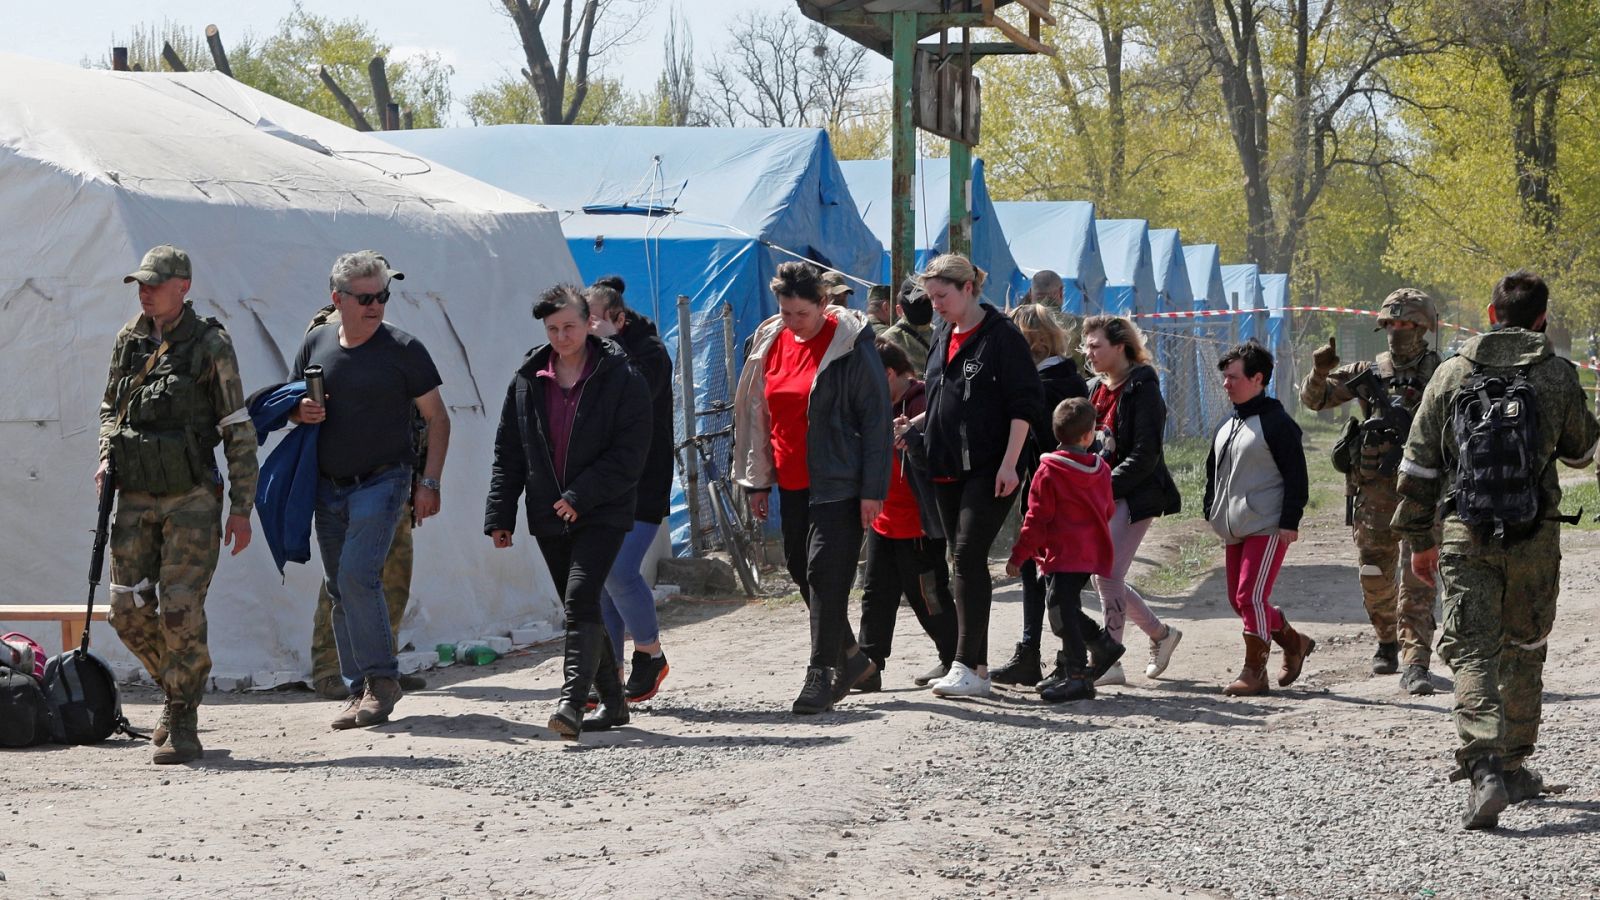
[
  {"x1": 914, "y1": 661, "x2": 950, "y2": 687},
  {"x1": 1146, "y1": 625, "x2": 1183, "y2": 678},
  {"x1": 931, "y1": 662, "x2": 991, "y2": 698},
  {"x1": 1094, "y1": 662, "x2": 1126, "y2": 686}
]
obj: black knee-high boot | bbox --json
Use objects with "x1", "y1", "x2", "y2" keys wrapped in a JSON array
[
  {"x1": 583, "y1": 639, "x2": 630, "y2": 731},
  {"x1": 550, "y1": 622, "x2": 605, "y2": 740}
]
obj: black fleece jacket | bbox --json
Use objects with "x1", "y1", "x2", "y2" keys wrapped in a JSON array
[
  {"x1": 484, "y1": 336, "x2": 651, "y2": 537},
  {"x1": 1086, "y1": 364, "x2": 1182, "y2": 520},
  {"x1": 923, "y1": 304, "x2": 1046, "y2": 480},
  {"x1": 615, "y1": 309, "x2": 674, "y2": 524}
]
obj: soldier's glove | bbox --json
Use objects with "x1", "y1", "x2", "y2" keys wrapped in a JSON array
[{"x1": 1312, "y1": 339, "x2": 1340, "y2": 375}]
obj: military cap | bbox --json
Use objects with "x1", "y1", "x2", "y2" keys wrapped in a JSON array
[
  {"x1": 124, "y1": 245, "x2": 192, "y2": 285},
  {"x1": 818, "y1": 269, "x2": 854, "y2": 298}
]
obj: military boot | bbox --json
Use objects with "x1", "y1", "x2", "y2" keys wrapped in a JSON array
[
  {"x1": 152, "y1": 702, "x2": 202, "y2": 765},
  {"x1": 1400, "y1": 664, "x2": 1435, "y2": 695},
  {"x1": 1371, "y1": 641, "x2": 1399, "y2": 675},
  {"x1": 1462, "y1": 755, "x2": 1509, "y2": 830},
  {"x1": 1271, "y1": 624, "x2": 1316, "y2": 687},
  {"x1": 1223, "y1": 635, "x2": 1271, "y2": 697},
  {"x1": 151, "y1": 697, "x2": 173, "y2": 747},
  {"x1": 1504, "y1": 765, "x2": 1546, "y2": 805}
]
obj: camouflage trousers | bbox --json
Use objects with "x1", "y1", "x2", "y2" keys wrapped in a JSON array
[
  {"x1": 1353, "y1": 520, "x2": 1438, "y2": 667},
  {"x1": 107, "y1": 483, "x2": 220, "y2": 706},
  {"x1": 1437, "y1": 526, "x2": 1560, "y2": 770},
  {"x1": 310, "y1": 508, "x2": 412, "y2": 683}
]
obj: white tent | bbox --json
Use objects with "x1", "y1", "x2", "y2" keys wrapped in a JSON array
[{"x1": 0, "y1": 55, "x2": 580, "y2": 682}]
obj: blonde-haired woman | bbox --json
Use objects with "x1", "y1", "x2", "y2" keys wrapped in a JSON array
[
  {"x1": 1080, "y1": 314, "x2": 1184, "y2": 685},
  {"x1": 989, "y1": 304, "x2": 1092, "y2": 688},
  {"x1": 896, "y1": 254, "x2": 1045, "y2": 698}
]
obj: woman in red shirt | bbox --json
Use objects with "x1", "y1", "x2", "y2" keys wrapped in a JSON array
[{"x1": 732, "y1": 262, "x2": 892, "y2": 715}]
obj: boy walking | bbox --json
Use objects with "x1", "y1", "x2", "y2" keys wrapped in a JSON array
[{"x1": 1006, "y1": 398, "x2": 1118, "y2": 703}]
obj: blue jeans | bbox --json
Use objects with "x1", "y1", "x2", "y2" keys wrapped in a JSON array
[
  {"x1": 314, "y1": 466, "x2": 410, "y2": 690},
  {"x1": 600, "y1": 521, "x2": 662, "y2": 660}
]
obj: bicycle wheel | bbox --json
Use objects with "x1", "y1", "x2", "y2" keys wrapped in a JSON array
[{"x1": 707, "y1": 478, "x2": 761, "y2": 597}]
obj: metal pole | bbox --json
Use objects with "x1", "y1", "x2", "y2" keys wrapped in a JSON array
[
  {"x1": 721, "y1": 302, "x2": 737, "y2": 413},
  {"x1": 890, "y1": 11, "x2": 917, "y2": 290},
  {"x1": 676, "y1": 295, "x2": 703, "y2": 554},
  {"x1": 949, "y1": 140, "x2": 972, "y2": 258}
]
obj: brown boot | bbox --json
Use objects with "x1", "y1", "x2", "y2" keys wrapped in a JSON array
[
  {"x1": 1223, "y1": 635, "x2": 1271, "y2": 696},
  {"x1": 152, "y1": 702, "x2": 202, "y2": 764},
  {"x1": 1272, "y1": 624, "x2": 1316, "y2": 687},
  {"x1": 356, "y1": 677, "x2": 402, "y2": 727},
  {"x1": 151, "y1": 697, "x2": 172, "y2": 747}
]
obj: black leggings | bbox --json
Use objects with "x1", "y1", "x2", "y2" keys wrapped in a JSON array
[
  {"x1": 857, "y1": 531, "x2": 958, "y2": 669},
  {"x1": 1044, "y1": 571, "x2": 1094, "y2": 672},
  {"x1": 536, "y1": 526, "x2": 626, "y2": 629},
  {"x1": 934, "y1": 469, "x2": 1018, "y2": 669},
  {"x1": 779, "y1": 489, "x2": 864, "y2": 670}
]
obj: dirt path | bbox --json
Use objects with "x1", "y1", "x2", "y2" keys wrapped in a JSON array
[{"x1": 5, "y1": 494, "x2": 1599, "y2": 899}]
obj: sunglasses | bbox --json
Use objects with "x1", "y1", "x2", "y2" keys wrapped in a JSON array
[{"x1": 341, "y1": 283, "x2": 392, "y2": 306}]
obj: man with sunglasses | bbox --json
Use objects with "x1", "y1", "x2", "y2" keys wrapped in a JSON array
[{"x1": 290, "y1": 251, "x2": 451, "y2": 730}]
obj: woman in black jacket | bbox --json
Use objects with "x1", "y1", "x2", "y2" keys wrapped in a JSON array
[
  {"x1": 485, "y1": 285, "x2": 650, "y2": 740},
  {"x1": 989, "y1": 304, "x2": 1090, "y2": 688},
  {"x1": 1081, "y1": 314, "x2": 1185, "y2": 686},
  {"x1": 901, "y1": 254, "x2": 1045, "y2": 699},
  {"x1": 732, "y1": 261, "x2": 892, "y2": 715}
]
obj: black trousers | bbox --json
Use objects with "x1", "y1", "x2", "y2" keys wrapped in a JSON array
[
  {"x1": 857, "y1": 530, "x2": 958, "y2": 670},
  {"x1": 934, "y1": 469, "x2": 1018, "y2": 669},
  {"x1": 1043, "y1": 571, "x2": 1095, "y2": 673},
  {"x1": 1020, "y1": 560, "x2": 1047, "y2": 649},
  {"x1": 536, "y1": 525, "x2": 626, "y2": 628},
  {"x1": 779, "y1": 488, "x2": 863, "y2": 670}
]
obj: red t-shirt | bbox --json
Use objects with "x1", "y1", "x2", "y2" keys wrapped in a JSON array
[
  {"x1": 764, "y1": 316, "x2": 838, "y2": 491},
  {"x1": 1090, "y1": 381, "x2": 1123, "y2": 463},
  {"x1": 873, "y1": 452, "x2": 924, "y2": 539},
  {"x1": 946, "y1": 326, "x2": 975, "y2": 363}
]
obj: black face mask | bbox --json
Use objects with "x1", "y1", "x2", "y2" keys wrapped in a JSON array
[{"x1": 902, "y1": 298, "x2": 933, "y2": 327}]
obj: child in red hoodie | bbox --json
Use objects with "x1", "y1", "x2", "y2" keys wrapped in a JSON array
[{"x1": 1006, "y1": 398, "x2": 1117, "y2": 702}]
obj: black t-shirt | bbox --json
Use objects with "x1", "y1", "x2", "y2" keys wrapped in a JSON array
[{"x1": 292, "y1": 323, "x2": 442, "y2": 479}]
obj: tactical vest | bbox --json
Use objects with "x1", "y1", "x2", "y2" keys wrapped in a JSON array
[
  {"x1": 1355, "y1": 350, "x2": 1440, "y2": 481},
  {"x1": 106, "y1": 314, "x2": 224, "y2": 495}
]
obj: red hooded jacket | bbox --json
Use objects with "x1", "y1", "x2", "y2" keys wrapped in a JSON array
[{"x1": 1008, "y1": 449, "x2": 1116, "y2": 577}]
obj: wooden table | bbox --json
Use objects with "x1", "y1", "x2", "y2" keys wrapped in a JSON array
[{"x1": 0, "y1": 604, "x2": 109, "y2": 653}]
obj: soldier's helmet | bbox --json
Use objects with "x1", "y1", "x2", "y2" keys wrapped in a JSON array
[{"x1": 1375, "y1": 287, "x2": 1436, "y2": 333}]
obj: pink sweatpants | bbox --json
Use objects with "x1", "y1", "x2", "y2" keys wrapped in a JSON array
[
  {"x1": 1093, "y1": 500, "x2": 1166, "y2": 643},
  {"x1": 1225, "y1": 533, "x2": 1290, "y2": 640}
]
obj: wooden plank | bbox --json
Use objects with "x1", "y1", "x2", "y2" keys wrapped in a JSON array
[
  {"x1": 162, "y1": 41, "x2": 188, "y2": 72},
  {"x1": 206, "y1": 25, "x2": 233, "y2": 77},
  {"x1": 0, "y1": 604, "x2": 108, "y2": 617},
  {"x1": 988, "y1": 12, "x2": 1054, "y2": 55},
  {"x1": 1011, "y1": 0, "x2": 1057, "y2": 26}
]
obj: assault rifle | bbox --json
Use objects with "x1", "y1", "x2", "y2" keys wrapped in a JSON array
[
  {"x1": 1344, "y1": 366, "x2": 1414, "y2": 476},
  {"x1": 83, "y1": 455, "x2": 117, "y2": 656}
]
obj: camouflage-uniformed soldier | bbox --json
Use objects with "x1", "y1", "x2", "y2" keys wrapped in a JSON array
[
  {"x1": 97, "y1": 246, "x2": 259, "y2": 765},
  {"x1": 819, "y1": 269, "x2": 857, "y2": 308},
  {"x1": 1392, "y1": 270, "x2": 1598, "y2": 830},
  {"x1": 303, "y1": 299, "x2": 427, "y2": 699},
  {"x1": 865, "y1": 284, "x2": 893, "y2": 335},
  {"x1": 879, "y1": 278, "x2": 935, "y2": 375},
  {"x1": 1299, "y1": 288, "x2": 1441, "y2": 694}
]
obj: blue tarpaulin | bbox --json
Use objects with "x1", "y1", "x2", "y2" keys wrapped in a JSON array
[
  {"x1": 1183, "y1": 243, "x2": 1232, "y2": 431},
  {"x1": 1222, "y1": 263, "x2": 1265, "y2": 345},
  {"x1": 1259, "y1": 273, "x2": 1292, "y2": 402},
  {"x1": 1148, "y1": 228, "x2": 1202, "y2": 436},
  {"x1": 993, "y1": 200, "x2": 1105, "y2": 315},
  {"x1": 837, "y1": 157, "x2": 1029, "y2": 306},
  {"x1": 382, "y1": 124, "x2": 884, "y2": 550},
  {"x1": 1094, "y1": 219, "x2": 1159, "y2": 317}
]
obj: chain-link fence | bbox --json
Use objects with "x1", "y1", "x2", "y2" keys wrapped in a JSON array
[
  {"x1": 671, "y1": 299, "x2": 740, "y2": 554},
  {"x1": 1144, "y1": 323, "x2": 1241, "y2": 439}
]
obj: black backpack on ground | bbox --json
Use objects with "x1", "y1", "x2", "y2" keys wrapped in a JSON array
[
  {"x1": 42, "y1": 649, "x2": 136, "y2": 744},
  {"x1": 0, "y1": 665, "x2": 53, "y2": 747},
  {"x1": 1449, "y1": 363, "x2": 1543, "y2": 541}
]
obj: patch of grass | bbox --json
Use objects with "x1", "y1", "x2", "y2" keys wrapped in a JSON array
[
  {"x1": 762, "y1": 591, "x2": 805, "y2": 609},
  {"x1": 1165, "y1": 437, "x2": 1211, "y2": 520},
  {"x1": 1146, "y1": 533, "x2": 1219, "y2": 595},
  {"x1": 1556, "y1": 479, "x2": 1600, "y2": 531},
  {"x1": 1168, "y1": 415, "x2": 1348, "y2": 521}
]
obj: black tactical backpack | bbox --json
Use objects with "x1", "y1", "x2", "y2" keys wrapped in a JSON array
[
  {"x1": 42, "y1": 649, "x2": 135, "y2": 744},
  {"x1": 1449, "y1": 363, "x2": 1542, "y2": 541},
  {"x1": 0, "y1": 665, "x2": 53, "y2": 748}
]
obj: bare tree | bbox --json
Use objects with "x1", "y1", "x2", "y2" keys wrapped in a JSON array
[
  {"x1": 702, "y1": 9, "x2": 875, "y2": 129},
  {"x1": 1185, "y1": 0, "x2": 1449, "y2": 271},
  {"x1": 499, "y1": 0, "x2": 653, "y2": 125},
  {"x1": 657, "y1": 3, "x2": 696, "y2": 126}
]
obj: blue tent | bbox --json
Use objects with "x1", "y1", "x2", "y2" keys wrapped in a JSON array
[
  {"x1": 1095, "y1": 219, "x2": 1159, "y2": 317},
  {"x1": 992, "y1": 200, "x2": 1105, "y2": 315},
  {"x1": 1183, "y1": 244, "x2": 1232, "y2": 429},
  {"x1": 1222, "y1": 263, "x2": 1265, "y2": 345},
  {"x1": 1259, "y1": 273, "x2": 1292, "y2": 402},
  {"x1": 837, "y1": 157, "x2": 1029, "y2": 307},
  {"x1": 382, "y1": 124, "x2": 884, "y2": 549},
  {"x1": 1148, "y1": 229, "x2": 1202, "y2": 436}
]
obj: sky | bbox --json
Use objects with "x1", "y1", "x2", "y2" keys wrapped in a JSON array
[{"x1": 2, "y1": 0, "x2": 891, "y2": 124}]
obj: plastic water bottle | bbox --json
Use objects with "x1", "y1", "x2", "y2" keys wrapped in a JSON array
[{"x1": 463, "y1": 646, "x2": 498, "y2": 666}]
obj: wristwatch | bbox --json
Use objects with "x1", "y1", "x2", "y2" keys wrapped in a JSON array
[{"x1": 418, "y1": 477, "x2": 441, "y2": 492}]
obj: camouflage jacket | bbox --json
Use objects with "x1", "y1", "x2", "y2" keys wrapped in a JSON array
[
  {"x1": 99, "y1": 301, "x2": 259, "y2": 516},
  {"x1": 1301, "y1": 349, "x2": 1440, "y2": 505},
  {"x1": 880, "y1": 317, "x2": 933, "y2": 375},
  {"x1": 1392, "y1": 329, "x2": 1600, "y2": 553}
]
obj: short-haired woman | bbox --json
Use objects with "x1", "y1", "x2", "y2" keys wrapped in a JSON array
[
  {"x1": 1081, "y1": 315, "x2": 1185, "y2": 684},
  {"x1": 990, "y1": 304, "x2": 1091, "y2": 690},
  {"x1": 732, "y1": 261, "x2": 892, "y2": 714},
  {"x1": 1205, "y1": 341, "x2": 1312, "y2": 696},
  {"x1": 485, "y1": 285, "x2": 651, "y2": 740},
  {"x1": 902, "y1": 254, "x2": 1045, "y2": 698}
]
